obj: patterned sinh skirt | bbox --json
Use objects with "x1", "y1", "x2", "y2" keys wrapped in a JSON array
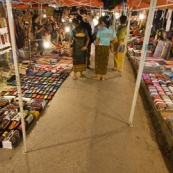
[
  {"x1": 95, "y1": 45, "x2": 109, "y2": 75},
  {"x1": 73, "y1": 56, "x2": 86, "y2": 72}
]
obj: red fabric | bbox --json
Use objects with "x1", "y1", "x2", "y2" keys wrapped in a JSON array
[{"x1": 133, "y1": 29, "x2": 139, "y2": 36}]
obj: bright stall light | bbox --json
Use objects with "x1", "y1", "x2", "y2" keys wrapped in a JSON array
[
  {"x1": 43, "y1": 14, "x2": 46, "y2": 18},
  {"x1": 44, "y1": 42, "x2": 50, "y2": 48},
  {"x1": 65, "y1": 26, "x2": 70, "y2": 32},
  {"x1": 102, "y1": 12, "x2": 105, "y2": 16},
  {"x1": 62, "y1": 18, "x2": 66, "y2": 22},
  {"x1": 69, "y1": 19, "x2": 72, "y2": 23},
  {"x1": 115, "y1": 12, "x2": 120, "y2": 19},
  {"x1": 93, "y1": 18, "x2": 98, "y2": 26},
  {"x1": 96, "y1": 16, "x2": 99, "y2": 19},
  {"x1": 139, "y1": 13, "x2": 144, "y2": 20}
]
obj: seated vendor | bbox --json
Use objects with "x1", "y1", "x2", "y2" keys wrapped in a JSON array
[{"x1": 132, "y1": 26, "x2": 139, "y2": 37}]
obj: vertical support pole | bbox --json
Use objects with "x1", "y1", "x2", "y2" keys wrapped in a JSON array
[
  {"x1": 40, "y1": 2, "x2": 42, "y2": 24},
  {"x1": 38, "y1": 2, "x2": 39, "y2": 15},
  {"x1": 6, "y1": 0, "x2": 27, "y2": 153},
  {"x1": 128, "y1": 0, "x2": 157, "y2": 127},
  {"x1": 100, "y1": 8, "x2": 101, "y2": 17},
  {"x1": 29, "y1": 39, "x2": 31, "y2": 66},
  {"x1": 90, "y1": 0, "x2": 92, "y2": 23},
  {"x1": 121, "y1": 9, "x2": 132, "y2": 74},
  {"x1": 113, "y1": 9, "x2": 116, "y2": 30}
]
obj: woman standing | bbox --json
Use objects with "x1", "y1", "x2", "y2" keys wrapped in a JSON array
[
  {"x1": 32, "y1": 14, "x2": 45, "y2": 56},
  {"x1": 68, "y1": 18, "x2": 90, "y2": 80},
  {"x1": 95, "y1": 16, "x2": 117, "y2": 81},
  {"x1": 113, "y1": 15, "x2": 127, "y2": 72}
]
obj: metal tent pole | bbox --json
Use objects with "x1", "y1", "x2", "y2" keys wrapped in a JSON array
[
  {"x1": 128, "y1": 0, "x2": 157, "y2": 127},
  {"x1": 120, "y1": 9, "x2": 132, "y2": 76},
  {"x1": 40, "y1": 2, "x2": 42, "y2": 24},
  {"x1": 113, "y1": 9, "x2": 116, "y2": 30},
  {"x1": 29, "y1": 39, "x2": 32, "y2": 66},
  {"x1": 6, "y1": 0, "x2": 27, "y2": 153}
]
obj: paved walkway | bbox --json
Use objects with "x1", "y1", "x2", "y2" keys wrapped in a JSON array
[{"x1": 1, "y1": 53, "x2": 173, "y2": 173}]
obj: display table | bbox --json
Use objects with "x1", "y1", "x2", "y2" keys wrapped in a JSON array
[{"x1": 127, "y1": 52, "x2": 173, "y2": 149}]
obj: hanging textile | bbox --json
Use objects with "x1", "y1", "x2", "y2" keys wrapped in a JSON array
[{"x1": 166, "y1": 9, "x2": 172, "y2": 32}]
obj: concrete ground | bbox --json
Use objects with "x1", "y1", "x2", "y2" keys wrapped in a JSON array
[{"x1": 1, "y1": 53, "x2": 173, "y2": 173}]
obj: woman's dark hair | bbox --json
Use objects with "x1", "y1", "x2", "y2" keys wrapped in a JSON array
[
  {"x1": 98, "y1": 16, "x2": 103, "y2": 24},
  {"x1": 120, "y1": 15, "x2": 127, "y2": 24},
  {"x1": 32, "y1": 14, "x2": 39, "y2": 23},
  {"x1": 76, "y1": 15, "x2": 83, "y2": 22},
  {"x1": 72, "y1": 18, "x2": 80, "y2": 25},
  {"x1": 102, "y1": 16, "x2": 110, "y2": 28}
]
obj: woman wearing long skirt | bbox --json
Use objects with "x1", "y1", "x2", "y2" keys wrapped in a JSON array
[
  {"x1": 95, "y1": 16, "x2": 117, "y2": 81},
  {"x1": 68, "y1": 18, "x2": 90, "y2": 80}
]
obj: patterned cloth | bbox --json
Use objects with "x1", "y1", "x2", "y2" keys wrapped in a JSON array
[
  {"x1": 71, "y1": 28, "x2": 87, "y2": 72},
  {"x1": 95, "y1": 45, "x2": 109, "y2": 75},
  {"x1": 114, "y1": 25, "x2": 127, "y2": 69},
  {"x1": 153, "y1": 40, "x2": 165, "y2": 58},
  {"x1": 161, "y1": 41, "x2": 172, "y2": 60},
  {"x1": 73, "y1": 58, "x2": 86, "y2": 72}
]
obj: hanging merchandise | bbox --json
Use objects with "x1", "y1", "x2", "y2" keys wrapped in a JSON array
[
  {"x1": 166, "y1": 9, "x2": 172, "y2": 32},
  {"x1": 46, "y1": 6, "x2": 54, "y2": 16},
  {"x1": 0, "y1": 2, "x2": 11, "y2": 55},
  {"x1": 161, "y1": 9, "x2": 167, "y2": 29},
  {"x1": 0, "y1": 1, "x2": 5, "y2": 18},
  {"x1": 102, "y1": 0, "x2": 123, "y2": 10}
]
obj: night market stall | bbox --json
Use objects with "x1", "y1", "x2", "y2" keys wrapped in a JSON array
[
  {"x1": 126, "y1": 0, "x2": 173, "y2": 149},
  {"x1": 0, "y1": 0, "x2": 109, "y2": 152}
]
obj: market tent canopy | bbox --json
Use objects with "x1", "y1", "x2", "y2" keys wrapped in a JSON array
[
  {"x1": 127, "y1": 0, "x2": 173, "y2": 9},
  {"x1": 19, "y1": 0, "x2": 103, "y2": 8}
]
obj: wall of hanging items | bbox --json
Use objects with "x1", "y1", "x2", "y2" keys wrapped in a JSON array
[{"x1": 0, "y1": 2, "x2": 11, "y2": 55}]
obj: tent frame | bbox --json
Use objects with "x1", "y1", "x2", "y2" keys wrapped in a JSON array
[
  {"x1": 6, "y1": 0, "x2": 27, "y2": 153},
  {"x1": 128, "y1": 0, "x2": 157, "y2": 127}
]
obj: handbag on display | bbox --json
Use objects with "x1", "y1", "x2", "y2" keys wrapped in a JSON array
[
  {"x1": 2, "y1": 130, "x2": 20, "y2": 149},
  {"x1": 0, "y1": 131, "x2": 8, "y2": 148},
  {"x1": 0, "y1": 119, "x2": 10, "y2": 130}
]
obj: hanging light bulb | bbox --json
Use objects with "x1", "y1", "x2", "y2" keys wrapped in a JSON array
[
  {"x1": 115, "y1": 12, "x2": 120, "y2": 19},
  {"x1": 102, "y1": 12, "x2": 105, "y2": 16},
  {"x1": 139, "y1": 13, "x2": 144, "y2": 20},
  {"x1": 62, "y1": 19, "x2": 66, "y2": 22},
  {"x1": 65, "y1": 26, "x2": 70, "y2": 32},
  {"x1": 44, "y1": 41, "x2": 50, "y2": 48},
  {"x1": 93, "y1": 18, "x2": 98, "y2": 26}
]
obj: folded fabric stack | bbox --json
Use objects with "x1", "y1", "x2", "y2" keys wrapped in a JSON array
[
  {"x1": 142, "y1": 62, "x2": 161, "y2": 74},
  {"x1": 127, "y1": 48, "x2": 134, "y2": 56},
  {"x1": 133, "y1": 40, "x2": 143, "y2": 50},
  {"x1": 142, "y1": 72, "x2": 173, "y2": 110},
  {"x1": 133, "y1": 50, "x2": 141, "y2": 56}
]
